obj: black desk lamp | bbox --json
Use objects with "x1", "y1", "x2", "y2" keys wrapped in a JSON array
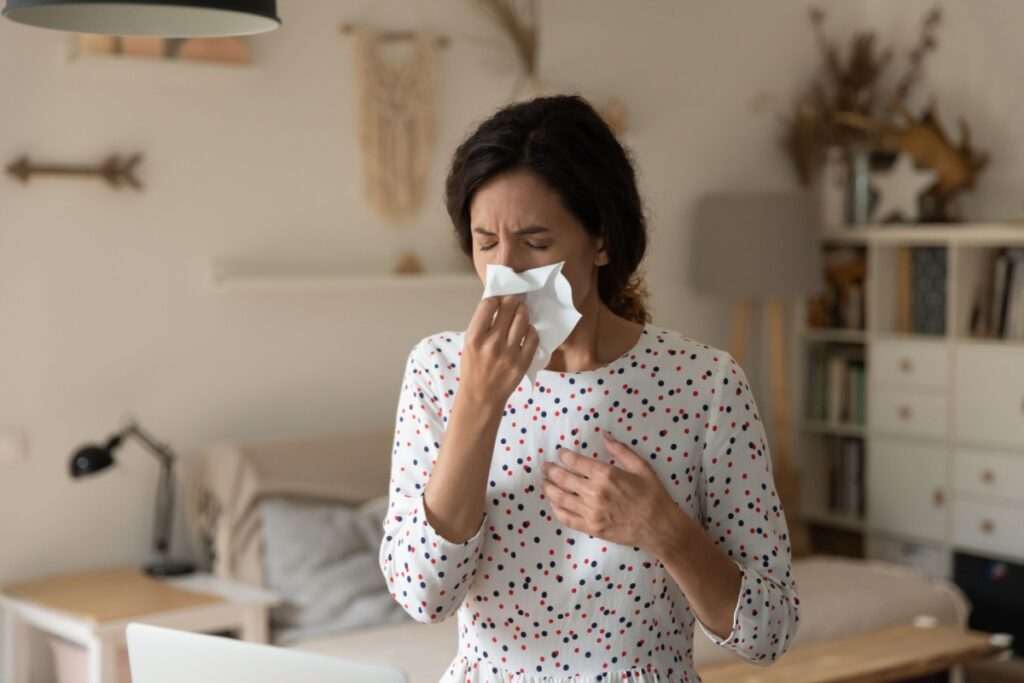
[{"x1": 69, "y1": 417, "x2": 195, "y2": 577}]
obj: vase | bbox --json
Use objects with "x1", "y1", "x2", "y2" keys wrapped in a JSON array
[{"x1": 846, "y1": 145, "x2": 873, "y2": 225}]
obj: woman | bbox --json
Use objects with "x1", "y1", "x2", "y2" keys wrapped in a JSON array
[{"x1": 379, "y1": 94, "x2": 800, "y2": 682}]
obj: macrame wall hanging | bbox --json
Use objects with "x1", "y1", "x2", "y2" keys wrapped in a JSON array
[{"x1": 342, "y1": 24, "x2": 445, "y2": 225}]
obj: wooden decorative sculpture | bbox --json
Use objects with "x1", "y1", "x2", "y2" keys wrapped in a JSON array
[
  {"x1": 6, "y1": 153, "x2": 144, "y2": 191},
  {"x1": 834, "y1": 100, "x2": 989, "y2": 216}
]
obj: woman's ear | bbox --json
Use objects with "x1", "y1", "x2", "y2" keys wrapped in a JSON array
[{"x1": 595, "y1": 235, "x2": 610, "y2": 267}]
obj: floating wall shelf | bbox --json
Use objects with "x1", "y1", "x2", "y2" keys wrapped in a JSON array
[{"x1": 206, "y1": 260, "x2": 481, "y2": 291}]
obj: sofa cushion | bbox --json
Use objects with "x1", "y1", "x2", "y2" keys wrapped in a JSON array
[{"x1": 259, "y1": 495, "x2": 407, "y2": 645}]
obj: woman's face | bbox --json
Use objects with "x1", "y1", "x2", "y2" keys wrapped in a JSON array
[{"x1": 468, "y1": 170, "x2": 609, "y2": 311}]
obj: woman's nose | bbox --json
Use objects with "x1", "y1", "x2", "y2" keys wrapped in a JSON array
[{"x1": 493, "y1": 248, "x2": 523, "y2": 272}]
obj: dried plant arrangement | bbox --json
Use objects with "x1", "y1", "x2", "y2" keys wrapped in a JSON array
[
  {"x1": 474, "y1": 0, "x2": 539, "y2": 81},
  {"x1": 470, "y1": 0, "x2": 628, "y2": 135},
  {"x1": 785, "y1": 5, "x2": 943, "y2": 185}
]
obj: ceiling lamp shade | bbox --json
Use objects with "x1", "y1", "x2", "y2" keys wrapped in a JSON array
[{"x1": 2, "y1": 0, "x2": 280, "y2": 37}]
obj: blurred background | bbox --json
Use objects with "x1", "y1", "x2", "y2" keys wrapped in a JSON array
[{"x1": 1, "y1": 1, "x2": 1022, "y2": 682}]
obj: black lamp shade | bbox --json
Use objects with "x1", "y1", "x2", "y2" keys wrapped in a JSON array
[
  {"x1": 2, "y1": 0, "x2": 280, "y2": 37},
  {"x1": 70, "y1": 444, "x2": 114, "y2": 476},
  {"x1": 69, "y1": 438, "x2": 120, "y2": 477}
]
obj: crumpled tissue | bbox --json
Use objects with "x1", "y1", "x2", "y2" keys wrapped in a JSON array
[{"x1": 481, "y1": 260, "x2": 583, "y2": 393}]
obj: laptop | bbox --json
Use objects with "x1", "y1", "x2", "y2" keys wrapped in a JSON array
[{"x1": 126, "y1": 622, "x2": 409, "y2": 683}]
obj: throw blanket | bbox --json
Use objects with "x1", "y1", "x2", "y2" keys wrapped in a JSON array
[{"x1": 183, "y1": 429, "x2": 393, "y2": 586}]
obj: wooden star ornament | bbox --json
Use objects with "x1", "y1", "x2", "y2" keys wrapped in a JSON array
[{"x1": 869, "y1": 153, "x2": 937, "y2": 223}]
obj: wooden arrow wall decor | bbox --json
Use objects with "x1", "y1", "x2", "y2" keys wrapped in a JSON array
[{"x1": 6, "y1": 153, "x2": 144, "y2": 191}]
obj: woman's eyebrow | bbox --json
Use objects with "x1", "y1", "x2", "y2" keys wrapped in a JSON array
[{"x1": 472, "y1": 225, "x2": 551, "y2": 236}]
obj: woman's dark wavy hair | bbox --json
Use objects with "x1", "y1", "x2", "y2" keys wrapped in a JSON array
[{"x1": 444, "y1": 93, "x2": 652, "y2": 324}]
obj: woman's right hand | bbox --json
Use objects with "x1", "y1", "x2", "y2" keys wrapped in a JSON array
[{"x1": 459, "y1": 294, "x2": 540, "y2": 409}]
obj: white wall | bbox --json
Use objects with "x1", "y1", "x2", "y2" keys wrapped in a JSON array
[
  {"x1": 0, "y1": 0, "x2": 900, "y2": 678},
  {"x1": 861, "y1": 0, "x2": 1024, "y2": 221}
]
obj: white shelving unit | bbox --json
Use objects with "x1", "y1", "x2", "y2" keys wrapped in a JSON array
[{"x1": 796, "y1": 223, "x2": 1024, "y2": 578}]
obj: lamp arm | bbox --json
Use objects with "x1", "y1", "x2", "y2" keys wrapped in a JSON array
[
  {"x1": 122, "y1": 420, "x2": 176, "y2": 468},
  {"x1": 120, "y1": 420, "x2": 178, "y2": 558}
]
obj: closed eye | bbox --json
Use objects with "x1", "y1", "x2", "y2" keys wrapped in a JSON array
[{"x1": 479, "y1": 243, "x2": 549, "y2": 251}]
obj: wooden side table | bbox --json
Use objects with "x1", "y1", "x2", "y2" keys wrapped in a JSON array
[
  {"x1": 0, "y1": 566, "x2": 280, "y2": 683},
  {"x1": 696, "y1": 621, "x2": 1013, "y2": 683}
]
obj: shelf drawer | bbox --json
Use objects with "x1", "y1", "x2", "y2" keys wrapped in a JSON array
[
  {"x1": 868, "y1": 437, "x2": 947, "y2": 543},
  {"x1": 869, "y1": 340, "x2": 949, "y2": 389},
  {"x1": 955, "y1": 346, "x2": 1024, "y2": 448},
  {"x1": 954, "y1": 498, "x2": 1024, "y2": 557},
  {"x1": 869, "y1": 388, "x2": 948, "y2": 439},
  {"x1": 954, "y1": 448, "x2": 1024, "y2": 504}
]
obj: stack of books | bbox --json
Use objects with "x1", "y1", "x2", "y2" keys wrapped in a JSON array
[
  {"x1": 968, "y1": 247, "x2": 1024, "y2": 340},
  {"x1": 826, "y1": 436, "x2": 865, "y2": 519},
  {"x1": 806, "y1": 345, "x2": 866, "y2": 425}
]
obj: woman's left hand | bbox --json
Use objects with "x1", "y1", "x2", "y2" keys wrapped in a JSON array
[{"x1": 541, "y1": 429, "x2": 689, "y2": 555}]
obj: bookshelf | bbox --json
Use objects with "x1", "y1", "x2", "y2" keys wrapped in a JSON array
[{"x1": 796, "y1": 223, "x2": 1024, "y2": 575}]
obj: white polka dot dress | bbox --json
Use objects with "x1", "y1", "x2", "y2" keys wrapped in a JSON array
[{"x1": 380, "y1": 322, "x2": 801, "y2": 682}]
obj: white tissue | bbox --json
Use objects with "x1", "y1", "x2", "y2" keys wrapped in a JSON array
[{"x1": 482, "y1": 260, "x2": 583, "y2": 392}]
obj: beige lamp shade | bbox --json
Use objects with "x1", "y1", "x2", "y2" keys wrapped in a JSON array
[
  {"x1": 689, "y1": 192, "x2": 821, "y2": 558},
  {"x1": 690, "y1": 192, "x2": 823, "y2": 299}
]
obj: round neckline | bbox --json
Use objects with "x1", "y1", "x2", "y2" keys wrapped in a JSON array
[{"x1": 536, "y1": 321, "x2": 651, "y2": 377}]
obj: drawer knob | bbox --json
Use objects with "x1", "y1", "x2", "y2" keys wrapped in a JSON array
[
  {"x1": 899, "y1": 357, "x2": 913, "y2": 373},
  {"x1": 932, "y1": 488, "x2": 945, "y2": 507},
  {"x1": 980, "y1": 518, "x2": 996, "y2": 534},
  {"x1": 898, "y1": 405, "x2": 913, "y2": 420},
  {"x1": 981, "y1": 469, "x2": 996, "y2": 484}
]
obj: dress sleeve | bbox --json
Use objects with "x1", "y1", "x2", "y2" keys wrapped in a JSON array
[
  {"x1": 378, "y1": 338, "x2": 488, "y2": 624},
  {"x1": 693, "y1": 350, "x2": 801, "y2": 665}
]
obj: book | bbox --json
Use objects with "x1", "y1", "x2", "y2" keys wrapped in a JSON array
[
  {"x1": 827, "y1": 355, "x2": 848, "y2": 423},
  {"x1": 807, "y1": 345, "x2": 865, "y2": 424},
  {"x1": 992, "y1": 251, "x2": 1009, "y2": 338},
  {"x1": 912, "y1": 247, "x2": 946, "y2": 335},
  {"x1": 1009, "y1": 251, "x2": 1024, "y2": 339},
  {"x1": 844, "y1": 438, "x2": 861, "y2": 518},
  {"x1": 808, "y1": 347, "x2": 827, "y2": 421},
  {"x1": 850, "y1": 362, "x2": 866, "y2": 424},
  {"x1": 824, "y1": 436, "x2": 865, "y2": 519},
  {"x1": 897, "y1": 247, "x2": 913, "y2": 333}
]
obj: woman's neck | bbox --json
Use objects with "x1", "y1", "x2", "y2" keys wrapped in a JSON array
[{"x1": 544, "y1": 306, "x2": 643, "y2": 373}]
